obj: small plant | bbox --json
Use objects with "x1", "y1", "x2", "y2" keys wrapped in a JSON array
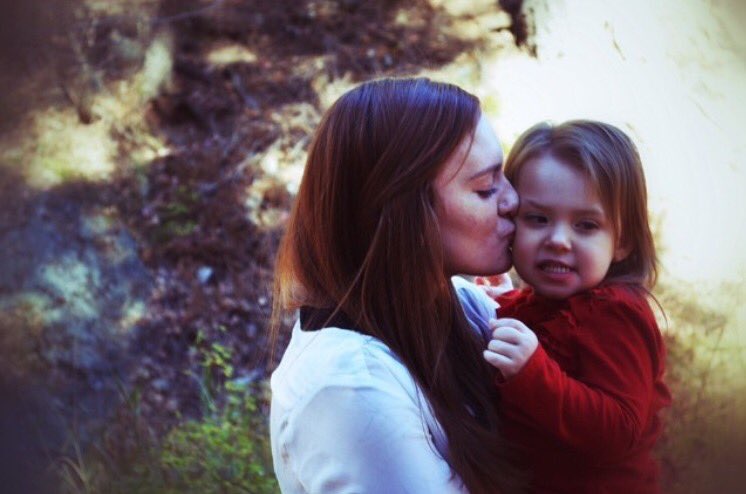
[
  {"x1": 56, "y1": 337, "x2": 278, "y2": 494},
  {"x1": 156, "y1": 380, "x2": 277, "y2": 494},
  {"x1": 151, "y1": 334, "x2": 278, "y2": 493},
  {"x1": 147, "y1": 184, "x2": 201, "y2": 245}
]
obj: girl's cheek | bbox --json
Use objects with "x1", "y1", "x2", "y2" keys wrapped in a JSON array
[{"x1": 512, "y1": 228, "x2": 530, "y2": 250}]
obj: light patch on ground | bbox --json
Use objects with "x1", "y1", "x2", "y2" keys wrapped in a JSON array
[
  {"x1": 429, "y1": 0, "x2": 493, "y2": 17},
  {"x1": 83, "y1": 0, "x2": 159, "y2": 16},
  {"x1": 206, "y1": 43, "x2": 258, "y2": 66},
  {"x1": 39, "y1": 256, "x2": 100, "y2": 321},
  {"x1": 137, "y1": 34, "x2": 174, "y2": 100},
  {"x1": 4, "y1": 108, "x2": 118, "y2": 188},
  {"x1": 0, "y1": 291, "x2": 63, "y2": 327},
  {"x1": 243, "y1": 103, "x2": 321, "y2": 226},
  {"x1": 0, "y1": 34, "x2": 173, "y2": 188},
  {"x1": 118, "y1": 299, "x2": 147, "y2": 334},
  {"x1": 447, "y1": 8, "x2": 511, "y2": 42},
  {"x1": 312, "y1": 71, "x2": 357, "y2": 112}
]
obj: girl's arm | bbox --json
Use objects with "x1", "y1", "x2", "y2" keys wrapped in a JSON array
[{"x1": 488, "y1": 297, "x2": 664, "y2": 461}]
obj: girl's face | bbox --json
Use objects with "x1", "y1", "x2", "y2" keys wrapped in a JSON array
[
  {"x1": 433, "y1": 115, "x2": 518, "y2": 276},
  {"x1": 511, "y1": 154, "x2": 629, "y2": 299}
]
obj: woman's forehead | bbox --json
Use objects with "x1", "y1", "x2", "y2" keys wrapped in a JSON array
[{"x1": 436, "y1": 115, "x2": 503, "y2": 186}]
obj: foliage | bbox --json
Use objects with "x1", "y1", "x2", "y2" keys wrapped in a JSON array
[
  {"x1": 58, "y1": 340, "x2": 278, "y2": 494},
  {"x1": 654, "y1": 282, "x2": 746, "y2": 493},
  {"x1": 155, "y1": 380, "x2": 277, "y2": 494},
  {"x1": 101, "y1": 384, "x2": 278, "y2": 494}
]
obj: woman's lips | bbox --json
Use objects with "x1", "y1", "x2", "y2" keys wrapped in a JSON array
[{"x1": 499, "y1": 221, "x2": 515, "y2": 241}]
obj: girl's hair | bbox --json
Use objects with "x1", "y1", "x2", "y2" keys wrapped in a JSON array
[
  {"x1": 272, "y1": 77, "x2": 522, "y2": 494},
  {"x1": 504, "y1": 120, "x2": 657, "y2": 289}
]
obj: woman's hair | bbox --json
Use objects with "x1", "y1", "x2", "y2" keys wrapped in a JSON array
[
  {"x1": 272, "y1": 78, "x2": 522, "y2": 493},
  {"x1": 504, "y1": 120, "x2": 657, "y2": 289}
]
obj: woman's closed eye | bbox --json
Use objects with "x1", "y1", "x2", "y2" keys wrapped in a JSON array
[{"x1": 476, "y1": 187, "x2": 498, "y2": 199}]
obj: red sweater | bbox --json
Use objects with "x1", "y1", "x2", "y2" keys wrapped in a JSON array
[{"x1": 496, "y1": 284, "x2": 671, "y2": 494}]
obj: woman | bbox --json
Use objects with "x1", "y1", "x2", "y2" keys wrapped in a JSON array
[{"x1": 270, "y1": 78, "x2": 522, "y2": 493}]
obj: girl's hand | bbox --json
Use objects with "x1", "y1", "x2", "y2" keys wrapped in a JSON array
[
  {"x1": 483, "y1": 318, "x2": 538, "y2": 380},
  {"x1": 474, "y1": 273, "x2": 513, "y2": 300}
]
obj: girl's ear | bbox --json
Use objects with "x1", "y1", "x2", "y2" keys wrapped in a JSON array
[{"x1": 613, "y1": 242, "x2": 632, "y2": 262}]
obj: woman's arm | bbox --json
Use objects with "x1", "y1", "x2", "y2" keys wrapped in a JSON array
[
  {"x1": 281, "y1": 384, "x2": 465, "y2": 493},
  {"x1": 274, "y1": 341, "x2": 467, "y2": 494}
]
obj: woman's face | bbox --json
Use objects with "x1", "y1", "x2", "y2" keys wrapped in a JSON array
[{"x1": 433, "y1": 115, "x2": 518, "y2": 276}]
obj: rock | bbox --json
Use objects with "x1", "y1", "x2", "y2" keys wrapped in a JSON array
[{"x1": 0, "y1": 187, "x2": 152, "y2": 451}]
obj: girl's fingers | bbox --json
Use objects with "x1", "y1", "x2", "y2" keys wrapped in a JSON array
[
  {"x1": 489, "y1": 319, "x2": 524, "y2": 334},
  {"x1": 487, "y1": 339, "x2": 518, "y2": 357},
  {"x1": 483, "y1": 350, "x2": 513, "y2": 369},
  {"x1": 490, "y1": 326, "x2": 524, "y2": 344},
  {"x1": 495, "y1": 317, "x2": 530, "y2": 333}
]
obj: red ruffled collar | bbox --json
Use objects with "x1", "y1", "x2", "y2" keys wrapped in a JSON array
[{"x1": 497, "y1": 283, "x2": 642, "y2": 330}]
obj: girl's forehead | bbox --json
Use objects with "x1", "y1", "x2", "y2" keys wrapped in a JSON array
[
  {"x1": 519, "y1": 155, "x2": 591, "y2": 188},
  {"x1": 518, "y1": 156, "x2": 607, "y2": 211}
]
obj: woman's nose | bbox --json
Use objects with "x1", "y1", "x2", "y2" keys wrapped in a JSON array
[{"x1": 498, "y1": 180, "x2": 519, "y2": 217}]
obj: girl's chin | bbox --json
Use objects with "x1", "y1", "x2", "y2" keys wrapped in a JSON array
[{"x1": 531, "y1": 283, "x2": 579, "y2": 299}]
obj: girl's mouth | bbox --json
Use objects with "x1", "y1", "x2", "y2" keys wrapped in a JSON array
[{"x1": 538, "y1": 260, "x2": 573, "y2": 273}]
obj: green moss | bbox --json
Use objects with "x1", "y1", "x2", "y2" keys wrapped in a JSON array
[{"x1": 148, "y1": 186, "x2": 202, "y2": 244}]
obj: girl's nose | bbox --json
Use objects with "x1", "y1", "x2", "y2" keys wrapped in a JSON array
[{"x1": 546, "y1": 225, "x2": 571, "y2": 251}]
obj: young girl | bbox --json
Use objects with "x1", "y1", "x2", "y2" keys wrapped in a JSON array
[{"x1": 482, "y1": 120, "x2": 671, "y2": 493}]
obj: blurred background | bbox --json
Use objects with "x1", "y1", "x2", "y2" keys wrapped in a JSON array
[{"x1": 0, "y1": 0, "x2": 744, "y2": 492}]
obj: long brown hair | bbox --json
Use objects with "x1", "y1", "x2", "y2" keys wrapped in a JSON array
[
  {"x1": 504, "y1": 120, "x2": 658, "y2": 289},
  {"x1": 272, "y1": 78, "x2": 522, "y2": 493}
]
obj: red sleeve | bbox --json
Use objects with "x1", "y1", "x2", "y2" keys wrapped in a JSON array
[
  {"x1": 498, "y1": 288, "x2": 663, "y2": 461},
  {"x1": 496, "y1": 289, "x2": 529, "y2": 315}
]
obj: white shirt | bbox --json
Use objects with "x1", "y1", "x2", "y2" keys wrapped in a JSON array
[{"x1": 269, "y1": 277, "x2": 497, "y2": 493}]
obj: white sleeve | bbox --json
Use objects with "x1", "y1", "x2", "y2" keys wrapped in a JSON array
[
  {"x1": 282, "y1": 356, "x2": 466, "y2": 493},
  {"x1": 451, "y1": 276, "x2": 498, "y2": 343}
]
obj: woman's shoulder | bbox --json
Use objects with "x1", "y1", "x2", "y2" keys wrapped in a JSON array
[{"x1": 271, "y1": 322, "x2": 418, "y2": 407}]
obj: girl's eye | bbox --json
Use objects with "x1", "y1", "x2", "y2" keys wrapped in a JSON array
[
  {"x1": 577, "y1": 220, "x2": 599, "y2": 231},
  {"x1": 523, "y1": 213, "x2": 548, "y2": 224},
  {"x1": 476, "y1": 188, "x2": 498, "y2": 199}
]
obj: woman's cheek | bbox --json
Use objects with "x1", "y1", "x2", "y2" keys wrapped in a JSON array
[{"x1": 474, "y1": 205, "x2": 495, "y2": 235}]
